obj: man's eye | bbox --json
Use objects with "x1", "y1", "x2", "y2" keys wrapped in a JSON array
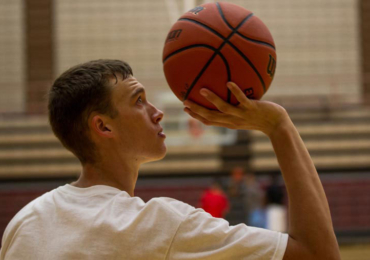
[{"x1": 137, "y1": 96, "x2": 143, "y2": 103}]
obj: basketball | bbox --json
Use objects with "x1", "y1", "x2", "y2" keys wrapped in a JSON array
[{"x1": 162, "y1": 2, "x2": 276, "y2": 109}]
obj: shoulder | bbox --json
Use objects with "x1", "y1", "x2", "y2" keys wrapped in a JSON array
[
  {"x1": 1, "y1": 190, "x2": 53, "y2": 245},
  {"x1": 7, "y1": 190, "x2": 52, "y2": 223},
  {"x1": 146, "y1": 197, "x2": 202, "y2": 219},
  {"x1": 9, "y1": 189, "x2": 56, "y2": 217}
]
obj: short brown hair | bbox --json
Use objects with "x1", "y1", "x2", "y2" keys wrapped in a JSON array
[{"x1": 48, "y1": 59, "x2": 133, "y2": 164}]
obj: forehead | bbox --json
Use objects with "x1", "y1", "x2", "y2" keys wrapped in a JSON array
[{"x1": 110, "y1": 76, "x2": 143, "y2": 101}]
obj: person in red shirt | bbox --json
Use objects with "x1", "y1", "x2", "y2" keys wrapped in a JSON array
[{"x1": 200, "y1": 179, "x2": 229, "y2": 218}]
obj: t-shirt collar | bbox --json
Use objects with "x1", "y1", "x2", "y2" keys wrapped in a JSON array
[{"x1": 59, "y1": 183, "x2": 130, "y2": 197}]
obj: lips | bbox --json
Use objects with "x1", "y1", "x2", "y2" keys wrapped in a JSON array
[{"x1": 158, "y1": 128, "x2": 166, "y2": 138}]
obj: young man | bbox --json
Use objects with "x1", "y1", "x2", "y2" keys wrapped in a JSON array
[{"x1": 0, "y1": 59, "x2": 340, "y2": 259}]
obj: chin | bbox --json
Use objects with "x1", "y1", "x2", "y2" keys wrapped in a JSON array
[
  {"x1": 155, "y1": 146, "x2": 167, "y2": 161},
  {"x1": 142, "y1": 145, "x2": 167, "y2": 164}
]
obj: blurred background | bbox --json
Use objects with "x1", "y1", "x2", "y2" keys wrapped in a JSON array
[{"x1": 0, "y1": 0, "x2": 370, "y2": 258}]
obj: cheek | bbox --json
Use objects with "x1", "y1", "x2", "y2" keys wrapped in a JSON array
[
  {"x1": 116, "y1": 125, "x2": 140, "y2": 151},
  {"x1": 116, "y1": 115, "x2": 148, "y2": 140}
]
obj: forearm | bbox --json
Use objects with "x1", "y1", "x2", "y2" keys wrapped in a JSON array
[
  {"x1": 268, "y1": 113, "x2": 340, "y2": 259},
  {"x1": 182, "y1": 83, "x2": 341, "y2": 259}
]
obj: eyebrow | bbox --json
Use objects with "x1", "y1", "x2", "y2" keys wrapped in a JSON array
[{"x1": 130, "y1": 87, "x2": 145, "y2": 100}]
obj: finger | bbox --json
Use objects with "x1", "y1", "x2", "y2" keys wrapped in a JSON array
[
  {"x1": 199, "y1": 88, "x2": 238, "y2": 114},
  {"x1": 227, "y1": 82, "x2": 254, "y2": 108},
  {"x1": 184, "y1": 108, "x2": 237, "y2": 129},
  {"x1": 183, "y1": 99, "x2": 229, "y2": 124}
]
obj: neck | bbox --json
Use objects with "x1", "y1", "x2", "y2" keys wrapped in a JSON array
[{"x1": 71, "y1": 159, "x2": 140, "y2": 197}]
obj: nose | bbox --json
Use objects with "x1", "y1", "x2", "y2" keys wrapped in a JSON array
[
  {"x1": 150, "y1": 103, "x2": 164, "y2": 123},
  {"x1": 155, "y1": 108, "x2": 164, "y2": 123}
]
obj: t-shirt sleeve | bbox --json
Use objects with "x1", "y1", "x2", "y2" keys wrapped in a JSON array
[{"x1": 166, "y1": 208, "x2": 288, "y2": 260}]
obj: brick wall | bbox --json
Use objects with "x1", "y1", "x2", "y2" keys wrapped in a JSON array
[
  {"x1": 0, "y1": 0, "x2": 24, "y2": 113},
  {"x1": 324, "y1": 179, "x2": 370, "y2": 231},
  {"x1": 362, "y1": 0, "x2": 370, "y2": 104},
  {"x1": 0, "y1": 0, "x2": 364, "y2": 112},
  {"x1": 25, "y1": 0, "x2": 54, "y2": 114},
  {"x1": 231, "y1": 0, "x2": 361, "y2": 99},
  {"x1": 55, "y1": 0, "x2": 361, "y2": 103}
]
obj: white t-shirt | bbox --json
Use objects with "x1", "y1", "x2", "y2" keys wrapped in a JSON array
[{"x1": 0, "y1": 184, "x2": 288, "y2": 260}]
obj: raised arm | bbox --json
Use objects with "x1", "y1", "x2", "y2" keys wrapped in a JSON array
[{"x1": 183, "y1": 82, "x2": 341, "y2": 260}]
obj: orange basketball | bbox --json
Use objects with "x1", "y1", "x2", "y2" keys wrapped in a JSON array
[{"x1": 162, "y1": 2, "x2": 276, "y2": 109}]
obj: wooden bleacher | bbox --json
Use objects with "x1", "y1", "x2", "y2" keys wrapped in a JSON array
[
  {"x1": 249, "y1": 105, "x2": 370, "y2": 172},
  {"x1": 0, "y1": 116, "x2": 223, "y2": 178},
  {"x1": 0, "y1": 102, "x2": 370, "y2": 179}
]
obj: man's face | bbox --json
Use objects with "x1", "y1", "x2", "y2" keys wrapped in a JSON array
[{"x1": 108, "y1": 76, "x2": 166, "y2": 163}]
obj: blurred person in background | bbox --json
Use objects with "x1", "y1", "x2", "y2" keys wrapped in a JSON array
[
  {"x1": 243, "y1": 172, "x2": 266, "y2": 228},
  {"x1": 199, "y1": 178, "x2": 229, "y2": 218},
  {"x1": 225, "y1": 166, "x2": 248, "y2": 225},
  {"x1": 187, "y1": 116, "x2": 204, "y2": 138},
  {"x1": 265, "y1": 174, "x2": 287, "y2": 232},
  {"x1": 0, "y1": 59, "x2": 340, "y2": 259}
]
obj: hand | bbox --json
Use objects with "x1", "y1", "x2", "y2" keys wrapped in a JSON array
[{"x1": 183, "y1": 82, "x2": 289, "y2": 137}]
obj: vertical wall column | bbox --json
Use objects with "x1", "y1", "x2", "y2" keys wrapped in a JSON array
[
  {"x1": 362, "y1": 0, "x2": 370, "y2": 105},
  {"x1": 25, "y1": 0, "x2": 54, "y2": 114}
]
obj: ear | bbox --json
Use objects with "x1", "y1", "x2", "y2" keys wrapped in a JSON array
[{"x1": 90, "y1": 114, "x2": 114, "y2": 138}]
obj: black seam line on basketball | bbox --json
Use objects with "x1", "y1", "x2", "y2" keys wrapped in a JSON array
[
  {"x1": 183, "y1": 13, "x2": 256, "y2": 101},
  {"x1": 179, "y1": 18, "x2": 275, "y2": 51},
  {"x1": 162, "y1": 43, "x2": 231, "y2": 101},
  {"x1": 219, "y1": 14, "x2": 253, "y2": 103},
  {"x1": 182, "y1": 48, "x2": 231, "y2": 101},
  {"x1": 183, "y1": 52, "x2": 217, "y2": 100},
  {"x1": 176, "y1": 19, "x2": 270, "y2": 96},
  {"x1": 216, "y1": 2, "x2": 275, "y2": 50},
  {"x1": 180, "y1": 13, "x2": 267, "y2": 92},
  {"x1": 218, "y1": 13, "x2": 267, "y2": 95},
  {"x1": 216, "y1": 2, "x2": 234, "y2": 30},
  {"x1": 163, "y1": 44, "x2": 217, "y2": 63},
  {"x1": 219, "y1": 13, "x2": 254, "y2": 50},
  {"x1": 215, "y1": 2, "x2": 266, "y2": 93},
  {"x1": 178, "y1": 18, "x2": 276, "y2": 50},
  {"x1": 228, "y1": 41, "x2": 266, "y2": 93},
  {"x1": 219, "y1": 50, "x2": 231, "y2": 82},
  {"x1": 216, "y1": 14, "x2": 266, "y2": 94},
  {"x1": 227, "y1": 88, "x2": 232, "y2": 103},
  {"x1": 236, "y1": 32, "x2": 275, "y2": 50},
  {"x1": 178, "y1": 18, "x2": 227, "y2": 41},
  {"x1": 223, "y1": 56, "x2": 231, "y2": 103}
]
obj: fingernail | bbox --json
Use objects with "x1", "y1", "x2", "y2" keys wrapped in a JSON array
[
  {"x1": 227, "y1": 82, "x2": 233, "y2": 88},
  {"x1": 183, "y1": 101, "x2": 190, "y2": 108},
  {"x1": 200, "y1": 89, "x2": 208, "y2": 97}
]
